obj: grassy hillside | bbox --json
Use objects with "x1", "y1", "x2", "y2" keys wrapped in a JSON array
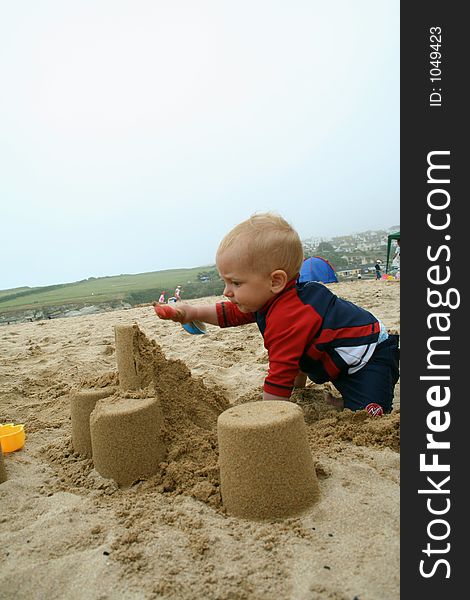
[
  {"x1": 0, "y1": 267, "x2": 223, "y2": 314},
  {"x1": 0, "y1": 287, "x2": 30, "y2": 299}
]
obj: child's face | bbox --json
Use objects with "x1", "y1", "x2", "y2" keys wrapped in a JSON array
[{"x1": 216, "y1": 249, "x2": 274, "y2": 313}]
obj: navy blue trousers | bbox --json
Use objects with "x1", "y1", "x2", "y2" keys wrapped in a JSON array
[{"x1": 314, "y1": 335, "x2": 400, "y2": 413}]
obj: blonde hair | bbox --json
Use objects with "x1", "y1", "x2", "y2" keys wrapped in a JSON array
[{"x1": 216, "y1": 212, "x2": 304, "y2": 278}]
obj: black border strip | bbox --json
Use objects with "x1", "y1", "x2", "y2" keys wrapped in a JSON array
[{"x1": 401, "y1": 2, "x2": 465, "y2": 595}]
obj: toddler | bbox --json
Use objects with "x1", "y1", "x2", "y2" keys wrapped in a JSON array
[{"x1": 155, "y1": 213, "x2": 399, "y2": 415}]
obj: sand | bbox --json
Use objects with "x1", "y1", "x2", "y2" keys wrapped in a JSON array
[
  {"x1": 0, "y1": 279, "x2": 400, "y2": 600},
  {"x1": 0, "y1": 448, "x2": 7, "y2": 483}
]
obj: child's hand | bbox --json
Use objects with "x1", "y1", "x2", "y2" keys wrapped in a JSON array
[
  {"x1": 153, "y1": 304, "x2": 179, "y2": 320},
  {"x1": 152, "y1": 302, "x2": 194, "y2": 324}
]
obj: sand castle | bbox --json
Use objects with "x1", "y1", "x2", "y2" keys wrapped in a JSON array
[
  {"x1": 70, "y1": 323, "x2": 319, "y2": 519},
  {"x1": 70, "y1": 324, "x2": 166, "y2": 486},
  {"x1": 114, "y1": 324, "x2": 154, "y2": 390},
  {"x1": 90, "y1": 395, "x2": 165, "y2": 487},
  {"x1": 218, "y1": 401, "x2": 319, "y2": 520}
]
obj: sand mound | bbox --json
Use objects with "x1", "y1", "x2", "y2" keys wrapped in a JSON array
[
  {"x1": 44, "y1": 326, "x2": 230, "y2": 507},
  {"x1": 293, "y1": 386, "x2": 400, "y2": 452},
  {"x1": 0, "y1": 280, "x2": 400, "y2": 599}
]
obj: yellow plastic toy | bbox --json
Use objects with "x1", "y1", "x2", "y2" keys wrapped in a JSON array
[{"x1": 0, "y1": 423, "x2": 26, "y2": 453}]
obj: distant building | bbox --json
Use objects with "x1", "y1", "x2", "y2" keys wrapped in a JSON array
[{"x1": 337, "y1": 268, "x2": 362, "y2": 278}]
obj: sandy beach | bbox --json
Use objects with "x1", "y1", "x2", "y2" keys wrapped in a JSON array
[{"x1": 0, "y1": 279, "x2": 400, "y2": 600}]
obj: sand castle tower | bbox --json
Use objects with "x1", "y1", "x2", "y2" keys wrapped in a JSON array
[
  {"x1": 217, "y1": 400, "x2": 319, "y2": 520},
  {"x1": 70, "y1": 388, "x2": 117, "y2": 457},
  {"x1": 114, "y1": 324, "x2": 153, "y2": 391},
  {"x1": 70, "y1": 324, "x2": 166, "y2": 487},
  {"x1": 90, "y1": 395, "x2": 165, "y2": 487}
]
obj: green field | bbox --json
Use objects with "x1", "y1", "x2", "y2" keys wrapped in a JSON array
[
  {"x1": 0, "y1": 266, "x2": 223, "y2": 314},
  {"x1": 0, "y1": 287, "x2": 30, "y2": 299}
]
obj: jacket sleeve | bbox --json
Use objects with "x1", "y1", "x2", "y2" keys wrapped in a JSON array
[
  {"x1": 216, "y1": 302, "x2": 256, "y2": 327},
  {"x1": 263, "y1": 302, "x2": 322, "y2": 397}
]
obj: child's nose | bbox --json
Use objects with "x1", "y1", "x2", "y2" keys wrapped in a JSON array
[{"x1": 223, "y1": 284, "x2": 234, "y2": 297}]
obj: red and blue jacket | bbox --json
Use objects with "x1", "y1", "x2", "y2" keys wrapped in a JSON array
[{"x1": 215, "y1": 280, "x2": 380, "y2": 398}]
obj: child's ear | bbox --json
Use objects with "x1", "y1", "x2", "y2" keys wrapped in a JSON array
[{"x1": 270, "y1": 270, "x2": 288, "y2": 293}]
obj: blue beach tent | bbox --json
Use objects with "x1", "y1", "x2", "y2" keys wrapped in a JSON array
[{"x1": 299, "y1": 256, "x2": 338, "y2": 284}]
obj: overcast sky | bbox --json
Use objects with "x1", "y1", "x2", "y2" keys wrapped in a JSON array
[{"x1": 0, "y1": 1, "x2": 399, "y2": 290}]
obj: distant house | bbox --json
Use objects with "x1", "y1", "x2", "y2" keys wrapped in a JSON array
[{"x1": 337, "y1": 268, "x2": 362, "y2": 278}]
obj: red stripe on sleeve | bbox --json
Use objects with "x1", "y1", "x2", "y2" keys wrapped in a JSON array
[
  {"x1": 320, "y1": 352, "x2": 341, "y2": 379},
  {"x1": 216, "y1": 302, "x2": 256, "y2": 328},
  {"x1": 316, "y1": 322, "x2": 379, "y2": 344}
]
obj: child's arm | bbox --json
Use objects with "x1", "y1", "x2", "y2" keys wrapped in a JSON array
[
  {"x1": 153, "y1": 303, "x2": 219, "y2": 326},
  {"x1": 263, "y1": 391, "x2": 289, "y2": 401},
  {"x1": 262, "y1": 372, "x2": 308, "y2": 400}
]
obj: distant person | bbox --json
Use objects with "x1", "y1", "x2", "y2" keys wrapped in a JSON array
[
  {"x1": 392, "y1": 239, "x2": 400, "y2": 273},
  {"x1": 154, "y1": 212, "x2": 399, "y2": 416},
  {"x1": 158, "y1": 291, "x2": 166, "y2": 303},
  {"x1": 374, "y1": 260, "x2": 382, "y2": 280},
  {"x1": 357, "y1": 273, "x2": 362, "y2": 280},
  {"x1": 174, "y1": 286, "x2": 182, "y2": 301}
]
